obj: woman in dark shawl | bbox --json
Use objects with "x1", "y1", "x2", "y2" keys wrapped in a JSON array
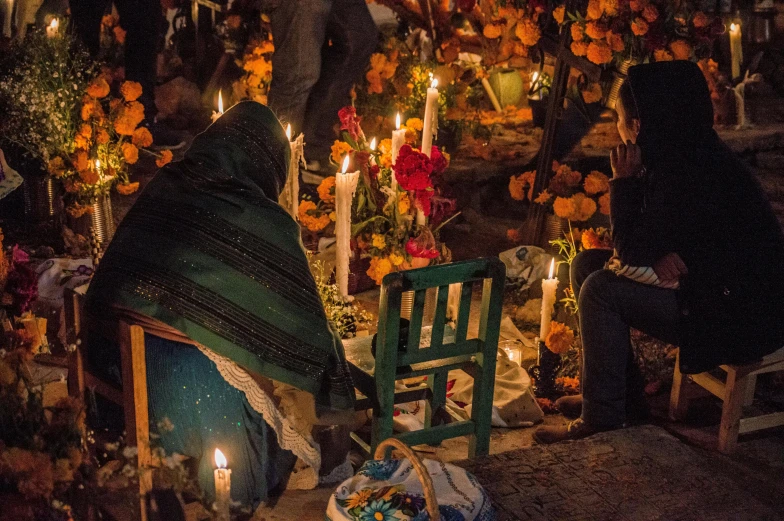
[
  {"x1": 85, "y1": 101, "x2": 356, "y2": 506},
  {"x1": 535, "y1": 61, "x2": 784, "y2": 443}
]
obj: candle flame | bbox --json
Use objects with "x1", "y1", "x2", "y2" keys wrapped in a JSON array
[
  {"x1": 215, "y1": 449, "x2": 227, "y2": 469},
  {"x1": 549, "y1": 258, "x2": 555, "y2": 279},
  {"x1": 218, "y1": 90, "x2": 224, "y2": 114},
  {"x1": 341, "y1": 155, "x2": 350, "y2": 174},
  {"x1": 95, "y1": 159, "x2": 101, "y2": 170},
  {"x1": 396, "y1": 113, "x2": 401, "y2": 130},
  {"x1": 431, "y1": 78, "x2": 438, "y2": 89},
  {"x1": 286, "y1": 123, "x2": 292, "y2": 140},
  {"x1": 369, "y1": 137, "x2": 376, "y2": 151},
  {"x1": 730, "y1": 23, "x2": 738, "y2": 32},
  {"x1": 49, "y1": 18, "x2": 59, "y2": 30},
  {"x1": 531, "y1": 71, "x2": 539, "y2": 83}
]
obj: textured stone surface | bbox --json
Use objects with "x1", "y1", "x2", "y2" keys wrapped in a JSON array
[{"x1": 456, "y1": 425, "x2": 784, "y2": 521}]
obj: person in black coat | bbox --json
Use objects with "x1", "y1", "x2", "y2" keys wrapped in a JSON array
[{"x1": 535, "y1": 61, "x2": 784, "y2": 443}]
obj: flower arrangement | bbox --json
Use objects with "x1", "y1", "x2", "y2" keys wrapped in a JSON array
[
  {"x1": 561, "y1": 0, "x2": 724, "y2": 65},
  {"x1": 303, "y1": 106, "x2": 457, "y2": 285},
  {"x1": 233, "y1": 35, "x2": 275, "y2": 105},
  {"x1": 310, "y1": 256, "x2": 373, "y2": 338},
  {"x1": 509, "y1": 161, "x2": 610, "y2": 222}
]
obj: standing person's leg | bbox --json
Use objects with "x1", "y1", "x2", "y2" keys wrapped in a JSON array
[
  {"x1": 267, "y1": 0, "x2": 331, "y2": 135},
  {"x1": 302, "y1": 0, "x2": 377, "y2": 168},
  {"x1": 69, "y1": 0, "x2": 109, "y2": 55}
]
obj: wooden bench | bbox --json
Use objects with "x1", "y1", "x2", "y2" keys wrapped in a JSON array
[{"x1": 669, "y1": 346, "x2": 784, "y2": 454}]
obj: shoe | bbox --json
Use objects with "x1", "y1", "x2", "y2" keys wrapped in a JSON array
[
  {"x1": 554, "y1": 394, "x2": 650, "y2": 423},
  {"x1": 533, "y1": 418, "x2": 620, "y2": 444},
  {"x1": 148, "y1": 122, "x2": 187, "y2": 150}
]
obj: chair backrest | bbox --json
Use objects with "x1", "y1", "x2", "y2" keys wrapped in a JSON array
[{"x1": 376, "y1": 258, "x2": 506, "y2": 374}]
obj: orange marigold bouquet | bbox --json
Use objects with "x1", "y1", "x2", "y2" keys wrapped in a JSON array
[
  {"x1": 233, "y1": 35, "x2": 275, "y2": 105},
  {"x1": 560, "y1": 0, "x2": 724, "y2": 66}
]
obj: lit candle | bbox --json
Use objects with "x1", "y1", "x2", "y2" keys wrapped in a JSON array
[
  {"x1": 730, "y1": 23, "x2": 743, "y2": 80},
  {"x1": 529, "y1": 71, "x2": 541, "y2": 100},
  {"x1": 539, "y1": 258, "x2": 559, "y2": 341},
  {"x1": 391, "y1": 113, "x2": 405, "y2": 191},
  {"x1": 369, "y1": 137, "x2": 377, "y2": 166},
  {"x1": 421, "y1": 78, "x2": 439, "y2": 158},
  {"x1": 213, "y1": 449, "x2": 231, "y2": 521},
  {"x1": 46, "y1": 18, "x2": 59, "y2": 38},
  {"x1": 501, "y1": 340, "x2": 523, "y2": 366},
  {"x1": 280, "y1": 123, "x2": 303, "y2": 220},
  {"x1": 336, "y1": 156, "x2": 359, "y2": 297},
  {"x1": 95, "y1": 159, "x2": 104, "y2": 182},
  {"x1": 211, "y1": 90, "x2": 224, "y2": 123}
]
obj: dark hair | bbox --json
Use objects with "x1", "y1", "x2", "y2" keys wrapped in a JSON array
[{"x1": 618, "y1": 80, "x2": 639, "y2": 121}]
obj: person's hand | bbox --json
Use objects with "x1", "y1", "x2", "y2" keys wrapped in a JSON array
[
  {"x1": 653, "y1": 253, "x2": 688, "y2": 283},
  {"x1": 610, "y1": 141, "x2": 643, "y2": 179}
]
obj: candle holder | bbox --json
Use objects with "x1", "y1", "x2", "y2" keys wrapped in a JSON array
[{"x1": 529, "y1": 338, "x2": 562, "y2": 398}]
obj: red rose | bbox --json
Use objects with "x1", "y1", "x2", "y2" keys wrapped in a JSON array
[{"x1": 338, "y1": 106, "x2": 363, "y2": 141}]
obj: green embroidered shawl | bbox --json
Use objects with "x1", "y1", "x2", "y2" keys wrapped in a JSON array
[{"x1": 85, "y1": 102, "x2": 355, "y2": 411}]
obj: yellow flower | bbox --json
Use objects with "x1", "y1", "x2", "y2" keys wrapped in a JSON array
[
  {"x1": 583, "y1": 171, "x2": 610, "y2": 195},
  {"x1": 582, "y1": 227, "x2": 612, "y2": 249},
  {"x1": 86, "y1": 78, "x2": 110, "y2": 99},
  {"x1": 330, "y1": 141, "x2": 353, "y2": 164},
  {"x1": 631, "y1": 18, "x2": 649, "y2": 36},
  {"x1": 345, "y1": 489, "x2": 373, "y2": 510},
  {"x1": 586, "y1": 41, "x2": 613, "y2": 64},
  {"x1": 585, "y1": 21, "x2": 607, "y2": 40},
  {"x1": 483, "y1": 23, "x2": 503, "y2": 39},
  {"x1": 599, "y1": 192, "x2": 610, "y2": 215},
  {"x1": 46, "y1": 157, "x2": 67, "y2": 178},
  {"x1": 571, "y1": 41, "x2": 589, "y2": 57},
  {"x1": 372, "y1": 234, "x2": 387, "y2": 250},
  {"x1": 545, "y1": 321, "x2": 575, "y2": 354},
  {"x1": 367, "y1": 256, "x2": 393, "y2": 285},
  {"x1": 132, "y1": 127, "x2": 153, "y2": 148},
  {"x1": 670, "y1": 40, "x2": 692, "y2": 60},
  {"x1": 121, "y1": 142, "x2": 139, "y2": 165},
  {"x1": 389, "y1": 252, "x2": 404, "y2": 266},
  {"x1": 114, "y1": 101, "x2": 145, "y2": 136},
  {"x1": 571, "y1": 193, "x2": 597, "y2": 221},
  {"x1": 509, "y1": 171, "x2": 535, "y2": 201},
  {"x1": 586, "y1": 0, "x2": 603, "y2": 19},
  {"x1": 397, "y1": 192, "x2": 411, "y2": 214},
  {"x1": 515, "y1": 18, "x2": 541, "y2": 47},
  {"x1": 156, "y1": 149, "x2": 174, "y2": 167},
  {"x1": 600, "y1": 0, "x2": 619, "y2": 16},
  {"x1": 556, "y1": 376, "x2": 580, "y2": 392},
  {"x1": 553, "y1": 5, "x2": 566, "y2": 24},
  {"x1": 553, "y1": 196, "x2": 576, "y2": 219},
  {"x1": 405, "y1": 118, "x2": 423, "y2": 131},
  {"x1": 570, "y1": 23, "x2": 585, "y2": 43},
  {"x1": 317, "y1": 176, "x2": 336, "y2": 203},
  {"x1": 534, "y1": 189, "x2": 552, "y2": 204},
  {"x1": 298, "y1": 200, "x2": 330, "y2": 232},
  {"x1": 120, "y1": 81, "x2": 143, "y2": 102}
]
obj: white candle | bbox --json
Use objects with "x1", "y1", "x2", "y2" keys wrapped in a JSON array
[
  {"x1": 391, "y1": 113, "x2": 405, "y2": 191},
  {"x1": 529, "y1": 71, "x2": 541, "y2": 100},
  {"x1": 421, "y1": 78, "x2": 439, "y2": 158},
  {"x1": 212, "y1": 90, "x2": 224, "y2": 123},
  {"x1": 416, "y1": 207, "x2": 426, "y2": 226},
  {"x1": 336, "y1": 155, "x2": 359, "y2": 297},
  {"x1": 280, "y1": 123, "x2": 303, "y2": 220},
  {"x1": 214, "y1": 449, "x2": 231, "y2": 521},
  {"x1": 730, "y1": 23, "x2": 743, "y2": 80},
  {"x1": 46, "y1": 18, "x2": 59, "y2": 38},
  {"x1": 369, "y1": 137, "x2": 377, "y2": 166},
  {"x1": 539, "y1": 259, "x2": 559, "y2": 341},
  {"x1": 501, "y1": 340, "x2": 523, "y2": 366}
]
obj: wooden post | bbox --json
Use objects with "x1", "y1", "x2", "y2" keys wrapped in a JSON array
[{"x1": 669, "y1": 349, "x2": 691, "y2": 421}]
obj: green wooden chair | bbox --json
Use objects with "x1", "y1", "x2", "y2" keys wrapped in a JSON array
[{"x1": 348, "y1": 258, "x2": 506, "y2": 458}]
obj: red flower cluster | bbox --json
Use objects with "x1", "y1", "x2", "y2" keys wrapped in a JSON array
[
  {"x1": 338, "y1": 106, "x2": 363, "y2": 142},
  {"x1": 392, "y1": 145, "x2": 448, "y2": 216},
  {"x1": 405, "y1": 234, "x2": 441, "y2": 259}
]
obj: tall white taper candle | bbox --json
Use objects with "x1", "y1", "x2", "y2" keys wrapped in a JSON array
[
  {"x1": 214, "y1": 449, "x2": 231, "y2": 521},
  {"x1": 336, "y1": 156, "x2": 360, "y2": 297},
  {"x1": 539, "y1": 259, "x2": 559, "y2": 341},
  {"x1": 421, "y1": 78, "x2": 439, "y2": 158}
]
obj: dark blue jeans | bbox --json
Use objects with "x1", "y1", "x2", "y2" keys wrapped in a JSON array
[
  {"x1": 571, "y1": 250, "x2": 681, "y2": 428},
  {"x1": 267, "y1": 0, "x2": 378, "y2": 162}
]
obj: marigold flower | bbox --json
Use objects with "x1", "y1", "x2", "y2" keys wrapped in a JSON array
[
  {"x1": 570, "y1": 23, "x2": 585, "y2": 42},
  {"x1": 73, "y1": 151, "x2": 90, "y2": 173},
  {"x1": 330, "y1": 141, "x2": 353, "y2": 164},
  {"x1": 631, "y1": 18, "x2": 649, "y2": 36},
  {"x1": 670, "y1": 40, "x2": 692, "y2": 60},
  {"x1": 571, "y1": 41, "x2": 589, "y2": 56},
  {"x1": 255, "y1": 40, "x2": 275, "y2": 54},
  {"x1": 389, "y1": 252, "x2": 404, "y2": 266},
  {"x1": 572, "y1": 193, "x2": 597, "y2": 221},
  {"x1": 114, "y1": 101, "x2": 145, "y2": 135},
  {"x1": 534, "y1": 189, "x2": 552, "y2": 204},
  {"x1": 132, "y1": 127, "x2": 153, "y2": 148},
  {"x1": 298, "y1": 200, "x2": 330, "y2": 232},
  {"x1": 553, "y1": 5, "x2": 566, "y2": 24},
  {"x1": 692, "y1": 11, "x2": 710, "y2": 28},
  {"x1": 587, "y1": 41, "x2": 613, "y2": 64},
  {"x1": 483, "y1": 23, "x2": 503, "y2": 39},
  {"x1": 599, "y1": 192, "x2": 610, "y2": 215},
  {"x1": 367, "y1": 256, "x2": 393, "y2": 285},
  {"x1": 654, "y1": 49, "x2": 674, "y2": 62},
  {"x1": 120, "y1": 81, "x2": 143, "y2": 102},
  {"x1": 582, "y1": 227, "x2": 613, "y2": 249},
  {"x1": 584, "y1": 170, "x2": 610, "y2": 194},
  {"x1": 509, "y1": 171, "x2": 534, "y2": 201},
  {"x1": 600, "y1": 0, "x2": 618, "y2": 16},
  {"x1": 156, "y1": 150, "x2": 173, "y2": 167},
  {"x1": 629, "y1": 0, "x2": 648, "y2": 11},
  {"x1": 372, "y1": 234, "x2": 387, "y2": 249},
  {"x1": 79, "y1": 168, "x2": 99, "y2": 185},
  {"x1": 507, "y1": 228, "x2": 522, "y2": 243},
  {"x1": 74, "y1": 132, "x2": 90, "y2": 151},
  {"x1": 397, "y1": 192, "x2": 411, "y2": 214},
  {"x1": 556, "y1": 375, "x2": 580, "y2": 392},
  {"x1": 113, "y1": 25, "x2": 126, "y2": 44},
  {"x1": 47, "y1": 157, "x2": 67, "y2": 178},
  {"x1": 87, "y1": 78, "x2": 110, "y2": 99},
  {"x1": 317, "y1": 176, "x2": 336, "y2": 203},
  {"x1": 122, "y1": 142, "x2": 139, "y2": 164},
  {"x1": 116, "y1": 182, "x2": 139, "y2": 195},
  {"x1": 553, "y1": 196, "x2": 576, "y2": 219},
  {"x1": 585, "y1": 21, "x2": 607, "y2": 40},
  {"x1": 606, "y1": 31, "x2": 625, "y2": 52},
  {"x1": 642, "y1": 5, "x2": 659, "y2": 22},
  {"x1": 545, "y1": 321, "x2": 575, "y2": 354},
  {"x1": 79, "y1": 123, "x2": 92, "y2": 139},
  {"x1": 581, "y1": 83, "x2": 603, "y2": 104},
  {"x1": 405, "y1": 118, "x2": 423, "y2": 131},
  {"x1": 515, "y1": 18, "x2": 541, "y2": 46},
  {"x1": 586, "y1": 0, "x2": 603, "y2": 20}
]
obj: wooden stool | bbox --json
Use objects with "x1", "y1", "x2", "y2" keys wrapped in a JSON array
[
  {"x1": 64, "y1": 289, "x2": 152, "y2": 521},
  {"x1": 669, "y1": 346, "x2": 784, "y2": 454}
]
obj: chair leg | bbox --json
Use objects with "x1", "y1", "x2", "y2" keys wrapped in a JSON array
[
  {"x1": 425, "y1": 371, "x2": 448, "y2": 429},
  {"x1": 743, "y1": 373, "x2": 757, "y2": 407},
  {"x1": 669, "y1": 350, "x2": 691, "y2": 421},
  {"x1": 370, "y1": 385, "x2": 396, "y2": 456},
  {"x1": 469, "y1": 350, "x2": 496, "y2": 458},
  {"x1": 718, "y1": 367, "x2": 749, "y2": 454}
]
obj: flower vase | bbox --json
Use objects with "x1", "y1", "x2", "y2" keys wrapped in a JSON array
[
  {"x1": 89, "y1": 193, "x2": 115, "y2": 265},
  {"x1": 543, "y1": 214, "x2": 565, "y2": 249},
  {"x1": 605, "y1": 59, "x2": 637, "y2": 109},
  {"x1": 24, "y1": 174, "x2": 63, "y2": 228},
  {"x1": 400, "y1": 288, "x2": 437, "y2": 324},
  {"x1": 530, "y1": 339, "x2": 562, "y2": 398}
]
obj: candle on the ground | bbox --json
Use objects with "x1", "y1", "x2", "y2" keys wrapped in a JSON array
[
  {"x1": 730, "y1": 23, "x2": 743, "y2": 80},
  {"x1": 280, "y1": 123, "x2": 303, "y2": 220},
  {"x1": 501, "y1": 340, "x2": 523, "y2": 366},
  {"x1": 214, "y1": 449, "x2": 231, "y2": 521},
  {"x1": 212, "y1": 90, "x2": 224, "y2": 123},
  {"x1": 336, "y1": 155, "x2": 359, "y2": 297},
  {"x1": 46, "y1": 18, "x2": 59, "y2": 38},
  {"x1": 391, "y1": 113, "x2": 405, "y2": 191},
  {"x1": 421, "y1": 78, "x2": 439, "y2": 158},
  {"x1": 539, "y1": 259, "x2": 559, "y2": 341}
]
